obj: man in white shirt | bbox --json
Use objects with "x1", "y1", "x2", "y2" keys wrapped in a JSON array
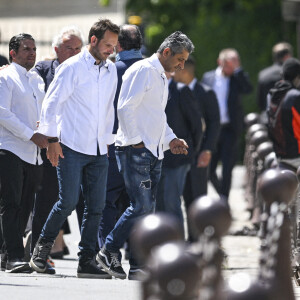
[
  {"x1": 30, "y1": 19, "x2": 119, "y2": 279},
  {"x1": 0, "y1": 33, "x2": 48, "y2": 273},
  {"x1": 97, "y1": 31, "x2": 194, "y2": 280}
]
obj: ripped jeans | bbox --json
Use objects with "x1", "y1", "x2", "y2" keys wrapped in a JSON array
[{"x1": 104, "y1": 146, "x2": 162, "y2": 265}]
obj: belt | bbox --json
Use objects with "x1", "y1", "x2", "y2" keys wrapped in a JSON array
[{"x1": 115, "y1": 146, "x2": 127, "y2": 151}]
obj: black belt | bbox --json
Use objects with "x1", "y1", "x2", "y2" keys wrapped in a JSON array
[{"x1": 115, "y1": 146, "x2": 127, "y2": 151}]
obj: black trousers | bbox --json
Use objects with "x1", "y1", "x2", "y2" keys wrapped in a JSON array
[
  {"x1": 183, "y1": 163, "x2": 209, "y2": 241},
  {"x1": 31, "y1": 149, "x2": 70, "y2": 253},
  {"x1": 183, "y1": 164, "x2": 208, "y2": 206},
  {"x1": 0, "y1": 150, "x2": 42, "y2": 259},
  {"x1": 209, "y1": 125, "x2": 239, "y2": 199}
]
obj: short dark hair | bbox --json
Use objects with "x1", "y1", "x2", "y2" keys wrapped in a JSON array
[
  {"x1": 184, "y1": 55, "x2": 196, "y2": 73},
  {"x1": 9, "y1": 33, "x2": 35, "y2": 63},
  {"x1": 118, "y1": 24, "x2": 142, "y2": 50},
  {"x1": 282, "y1": 57, "x2": 300, "y2": 81},
  {"x1": 157, "y1": 31, "x2": 194, "y2": 55},
  {"x1": 88, "y1": 19, "x2": 120, "y2": 43}
]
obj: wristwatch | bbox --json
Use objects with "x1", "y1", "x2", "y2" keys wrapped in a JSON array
[{"x1": 48, "y1": 137, "x2": 59, "y2": 143}]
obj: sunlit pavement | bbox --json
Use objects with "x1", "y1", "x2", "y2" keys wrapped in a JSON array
[{"x1": 1, "y1": 166, "x2": 300, "y2": 299}]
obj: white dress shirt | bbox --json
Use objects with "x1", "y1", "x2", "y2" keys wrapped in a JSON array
[
  {"x1": 0, "y1": 62, "x2": 45, "y2": 164},
  {"x1": 38, "y1": 47, "x2": 117, "y2": 155},
  {"x1": 177, "y1": 77, "x2": 197, "y2": 90},
  {"x1": 115, "y1": 53, "x2": 176, "y2": 159},
  {"x1": 213, "y1": 67, "x2": 230, "y2": 125}
]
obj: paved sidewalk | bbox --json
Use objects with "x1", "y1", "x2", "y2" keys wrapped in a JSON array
[{"x1": 0, "y1": 166, "x2": 299, "y2": 299}]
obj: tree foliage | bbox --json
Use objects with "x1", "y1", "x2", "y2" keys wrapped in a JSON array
[{"x1": 126, "y1": 0, "x2": 297, "y2": 113}]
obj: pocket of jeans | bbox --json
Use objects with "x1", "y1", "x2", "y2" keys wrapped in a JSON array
[{"x1": 130, "y1": 148, "x2": 150, "y2": 174}]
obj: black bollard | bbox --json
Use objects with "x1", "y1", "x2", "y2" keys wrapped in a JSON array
[
  {"x1": 188, "y1": 196, "x2": 232, "y2": 300},
  {"x1": 147, "y1": 242, "x2": 201, "y2": 300},
  {"x1": 244, "y1": 113, "x2": 260, "y2": 130},
  {"x1": 130, "y1": 213, "x2": 184, "y2": 299},
  {"x1": 227, "y1": 168, "x2": 298, "y2": 300},
  {"x1": 244, "y1": 131, "x2": 270, "y2": 222}
]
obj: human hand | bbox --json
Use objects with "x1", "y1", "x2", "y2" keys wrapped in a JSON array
[
  {"x1": 30, "y1": 133, "x2": 49, "y2": 149},
  {"x1": 169, "y1": 138, "x2": 188, "y2": 155},
  {"x1": 47, "y1": 143, "x2": 64, "y2": 167},
  {"x1": 197, "y1": 150, "x2": 212, "y2": 168}
]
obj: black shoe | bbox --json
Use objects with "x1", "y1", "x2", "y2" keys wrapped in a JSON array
[
  {"x1": 128, "y1": 268, "x2": 147, "y2": 281},
  {"x1": 30, "y1": 238, "x2": 54, "y2": 273},
  {"x1": 5, "y1": 258, "x2": 32, "y2": 273},
  {"x1": 77, "y1": 256, "x2": 112, "y2": 279},
  {"x1": 63, "y1": 246, "x2": 70, "y2": 256},
  {"x1": 96, "y1": 248, "x2": 126, "y2": 279},
  {"x1": 0, "y1": 253, "x2": 7, "y2": 271}
]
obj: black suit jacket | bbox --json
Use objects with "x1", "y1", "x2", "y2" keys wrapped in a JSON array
[
  {"x1": 192, "y1": 81, "x2": 220, "y2": 152},
  {"x1": 257, "y1": 63, "x2": 282, "y2": 111},
  {"x1": 163, "y1": 80, "x2": 203, "y2": 168},
  {"x1": 201, "y1": 68, "x2": 253, "y2": 136},
  {"x1": 0, "y1": 55, "x2": 9, "y2": 67},
  {"x1": 34, "y1": 59, "x2": 60, "y2": 92}
]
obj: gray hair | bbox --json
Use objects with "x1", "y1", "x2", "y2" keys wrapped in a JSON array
[
  {"x1": 157, "y1": 31, "x2": 194, "y2": 55},
  {"x1": 272, "y1": 42, "x2": 293, "y2": 64},
  {"x1": 52, "y1": 25, "x2": 84, "y2": 50},
  {"x1": 218, "y1": 48, "x2": 239, "y2": 62}
]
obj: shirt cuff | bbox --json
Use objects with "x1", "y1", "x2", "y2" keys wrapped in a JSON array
[
  {"x1": 21, "y1": 127, "x2": 35, "y2": 141},
  {"x1": 38, "y1": 123, "x2": 57, "y2": 137},
  {"x1": 163, "y1": 133, "x2": 177, "y2": 151}
]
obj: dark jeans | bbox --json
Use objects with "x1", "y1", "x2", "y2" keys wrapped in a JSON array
[
  {"x1": 98, "y1": 146, "x2": 130, "y2": 249},
  {"x1": 105, "y1": 146, "x2": 162, "y2": 267},
  {"x1": 0, "y1": 150, "x2": 42, "y2": 259},
  {"x1": 209, "y1": 126, "x2": 239, "y2": 199},
  {"x1": 156, "y1": 164, "x2": 190, "y2": 234},
  {"x1": 40, "y1": 144, "x2": 108, "y2": 258}
]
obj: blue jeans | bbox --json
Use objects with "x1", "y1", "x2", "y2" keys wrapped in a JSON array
[
  {"x1": 105, "y1": 146, "x2": 162, "y2": 263},
  {"x1": 156, "y1": 164, "x2": 190, "y2": 234},
  {"x1": 40, "y1": 144, "x2": 108, "y2": 257}
]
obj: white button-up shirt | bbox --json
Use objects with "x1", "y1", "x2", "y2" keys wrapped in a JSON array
[
  {"x1": 213, "y1": 67, "x2": 230, "y2": 125},
  {"x1": 38, "y1": 47, "x2": 117, "y2": 155},
  {"x1": 115, "y1": 54, "x2": 176, "y2": 159},
  {"x1": 0, "y1": 62, "x2": 45, "y2": 164}
]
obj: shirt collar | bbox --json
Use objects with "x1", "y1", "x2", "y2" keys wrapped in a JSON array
[
  {"x1": 148, "y1": 53, "x2": 165, "y2": 75},
  {"x1": 83, "y1": 46, "x2": 111, "y2": 71},
  {"x1": 176, "y1": 78, "x2": 197, "y2": 90},
  {"x1": 216, "y1": 66, "x2": 227, "y2": 78},
  {"x1": 189, "y1": 78, "x2": 197, "y2": 90},
  {"x1": 11, "y1": 62, "x2": 29, "y2": 75},
  {"x1": 116, "y1": 49, "x2": 143, "y2": 62}
]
